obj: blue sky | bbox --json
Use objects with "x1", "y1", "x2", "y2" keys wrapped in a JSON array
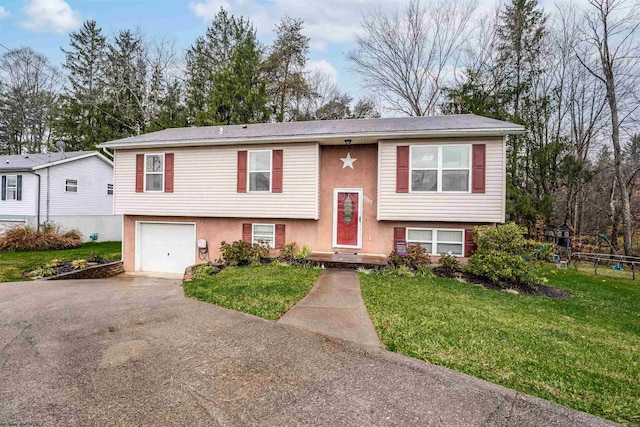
[{"x1": 0, "y1": 0, "x2": 400, "y2": 96}]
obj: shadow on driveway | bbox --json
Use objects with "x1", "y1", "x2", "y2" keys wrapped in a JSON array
[{"x1": 0, "y1": 275, "x2": 616, "y2": 426}]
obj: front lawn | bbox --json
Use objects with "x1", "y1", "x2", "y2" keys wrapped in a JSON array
[
  {"x1": 0, "y1": 241, "x2": 122, "y2": 282},
  {"x1": 360, "y1": 268, "x2": 640, "y2": 426},
  {"x1": 183, "y1": 264, "x2": 323, "y2": 320}
]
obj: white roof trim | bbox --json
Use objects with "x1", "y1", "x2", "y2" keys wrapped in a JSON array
[
  {"x1": 98, "y1": 127, "x2": 527, "y2": 150},
  {"x1": 32, "y1": 152, "x2": 113, "y2": 170}
]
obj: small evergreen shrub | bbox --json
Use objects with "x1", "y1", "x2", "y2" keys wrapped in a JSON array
[
  {"x1": 388, "y1": 244, "x2": 432, "y2": 271},
  {"x1": 0, "y1": 223, "x2": 83, "y2": 252},
  {"x1": 219, "y1": 240, "x2": 269, "y2": 266},
  {"x1": 467, "y1": 223, "x2": 541, "y2": 284}
]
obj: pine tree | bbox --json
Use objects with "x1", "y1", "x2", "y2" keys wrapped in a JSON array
[
  {"x1": 263, "y1": 16, "x2": 310, "y2": 122},
  {"x1": 54, "y1": 20, "x2": 110, "y2": 150},
  {"x1": 104, "y1": 29, "x2": 148, "y2": 138},
  {"x1": 185, "y1": 8, "x2": 256, "y2": 124}
]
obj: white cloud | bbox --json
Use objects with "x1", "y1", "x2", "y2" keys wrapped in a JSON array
[
  {"x1": 189, "y1": 0, "x2": 231, "y2": 20},
  {"x1": 307, "y1": 59, "x2": 338, "y2": 83},
  {"x1": 0, "y1": 6, "x2": 10, "y2": 18},
  {"x1": 22, "y1": 0, "x2": 81, "y2": 33},
  {"x1": 189, "y1": 0, "x2": 408, "y2": 50}
]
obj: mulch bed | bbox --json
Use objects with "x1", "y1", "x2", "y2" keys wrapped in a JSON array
[
  {"x1": 22, "y1": 259, "x2": 115, "y2": 279},
  {"x1": 431, "y1": 266, "x2": 572, "y2": 299}
]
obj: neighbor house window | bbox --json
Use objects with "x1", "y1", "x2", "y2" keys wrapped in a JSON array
[
  {"x1": 145, "y1": 154, "x2": 164, "y2": 192},
  {"x1": 5, "y1": 175, "x2": 18, "y2": 200},
  {"x1": 107, "y1": 184, "x2": 114, "y2": 195},
  {"x1": 248, "y1": 150, "x2": 271, "y2": 192},
  {"x1": 65, "y1": 179, "x2": 78, "y2": 193},
  {"x1": 407, "y1": 228, "x2": 464, "y2": 256},
  {"x1": 252, "y1": 223, "x2": 275, "y2": 247},
  {"x1": 411, "y1": 145, "x2": 470, "y2": 192}
]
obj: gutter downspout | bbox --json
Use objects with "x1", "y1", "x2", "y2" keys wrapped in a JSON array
[
  {"x1": 101, "y1": 146, "x2": 114, "y2": 160},
  {"x1": 24, "y1": 171, "x2": 41, "y2": 232},
  {"x1": 46, "y1": 167, "x2": 50, "y2": 223}
]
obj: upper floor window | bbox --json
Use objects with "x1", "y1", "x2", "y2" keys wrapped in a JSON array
[
  {"x1": 411, "y1": 145, "x2": 470, "y2": 192},
  {"x1": 5, "y1": 175, "x2": 18, "y2": 200},
  {"x1": 65, "y1": 179, "x2": 78, "y2": 193},
  {"x1": 145, "y1": 154, "x2": 164, "y2": 192},
  {"x1": 248, "y1": 150, "x2": 271, "y2": 192},
  {"x1": 107, "y1": 184, "x2": 114, "y2": 195}
]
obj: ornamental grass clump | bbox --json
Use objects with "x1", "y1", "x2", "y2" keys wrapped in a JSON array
[
  {"x1": 0, "y1": 223, "x2": 83, "y2": 252},
  {"x1": 467, "y1": 223, "x2": 548, "y2": 285}
]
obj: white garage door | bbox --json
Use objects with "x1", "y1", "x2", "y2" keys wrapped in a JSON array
[{"x1": 137, "y1": 222, "x2": 195, "y2": 274}]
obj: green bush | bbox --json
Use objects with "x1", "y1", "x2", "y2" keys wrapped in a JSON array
[
  {"x1": 278, "y1": 243, "x2": 299, "y2": 262},
  {"x1": 467, "y1": 223, "x2": 541, "y2": 284},
  {"x1": 219, "y1": 240, "x2": 269, "y2": 266},
  {"x1": 388, "y1": 244, "x2": 432, "y2": 271},
  {"x1": 0, "y1": 222, "x2": 83, "y2": 252},
  {"x1": 439, "y1": 253, "x2": 460, "y2": 272}
]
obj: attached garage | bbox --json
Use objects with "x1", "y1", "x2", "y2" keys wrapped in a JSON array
[{"x1": 135, "y1": 222, "x2": 196, "y2": 274}]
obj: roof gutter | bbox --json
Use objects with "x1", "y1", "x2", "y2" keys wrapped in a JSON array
[{"x1": 97, "y1": 127, "x2": 527, "y2": 150}]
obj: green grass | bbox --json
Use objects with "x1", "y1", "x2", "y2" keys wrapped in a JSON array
[
  {"x1": 360, "y1": 267, "x2": 640, "y2": 426},
  {"x1": 0, "y1": 241, "x2": 122, "y2": 282},
  {"x1": 183, "y1": 264, "x2": 324, "y2": 320}
]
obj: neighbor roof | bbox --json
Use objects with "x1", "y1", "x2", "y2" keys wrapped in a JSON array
[
  {"x1": 0, "y1": 151, "x2": 112, "y2": 172},
  {"x1": 98, "y1": 114, "x2": 526, "y2": 149}
]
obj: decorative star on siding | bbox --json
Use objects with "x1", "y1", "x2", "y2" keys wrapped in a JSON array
[{"x1": 340, "y1": 152, "x2": 357, "y2": 169}]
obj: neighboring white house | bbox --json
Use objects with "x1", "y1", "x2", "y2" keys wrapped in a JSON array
[{"x1": 0, "y1": 151, "x2": 122, "y2": 241}]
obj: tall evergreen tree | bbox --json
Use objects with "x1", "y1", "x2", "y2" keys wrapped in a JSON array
[
  {"x1": 104, "y1": 29, "x2": 148, "y2": 138},
  {"x1": 202, "y1": 30, "x2": 269, "y2": 125},
  {"x1": 185, "y1": 8, "x2": 256, "y2": 124},
  {"x1": 53, "y1": 20, "x2": 110, "y2": 150},
  {"x1": 263, "y1": 16, "x2": 310, "y2": 122}
]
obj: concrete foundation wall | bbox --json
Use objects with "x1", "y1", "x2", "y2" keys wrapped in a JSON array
[{"x1": 49, "y1": 215, "x2": 122, "y2": 242}]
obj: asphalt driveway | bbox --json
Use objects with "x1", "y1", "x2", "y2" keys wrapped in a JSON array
[{"x1": 0, "y1": 276, "x2": 616, "y2": 426}]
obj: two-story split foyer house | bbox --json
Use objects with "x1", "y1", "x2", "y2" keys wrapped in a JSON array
[{"x1": 99, "y1": 114, "x2": 525, "y2": 274}]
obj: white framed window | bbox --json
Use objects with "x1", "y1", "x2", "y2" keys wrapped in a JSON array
[
  {"x1": 410, "y1": 145, "x2": 471, "y2": 192},
  {"x1": 65, "y1": 179, "x2": 78, "y2": 193},
  {"x1": 145, "y1": 153, "x2": 164, "y2": 192},
  {"x1": 107, "y1": 184, "x2": 114, "y2": 195},
  {"x1": 406, "y1": 228, "x2": 464, "y2": 256},
  {"x1": 252, "y1": 223, "x2": 275, "y2": 247},
  {"x1": 248, "y1": 150, "x2": 271, "y2": 192},
  {"x1": 5, "y1": 175, "x2": 18, "y2": 200}
]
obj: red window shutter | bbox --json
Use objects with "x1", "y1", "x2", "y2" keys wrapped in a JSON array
[
  {"x1": 135, "y1": 154, "x2": 144, "y2": 192},
  {"x1": 464, "y1": 229, "x2": 477, "y2": 257},
  {"x1": 472, "y1": 144, "x2": 486, "y2": 193},
  {"x1": 393, "y1": 227, "x2": 406, "y2": 245},
  {"x1": 164, "y1": 153, "x2": 174, "y2": 193},
  {"x1": 242, "y1": 223, "x2": 252, "y2": 243},
  {"x1": 237, "y1": 151, "x2": 247, "y2": 193},
  {"x1": 272, "y1": 150, "x2": 283, "y2": 193},
  {"x1": 275, "y1": 224, "x2": 285, "y2": 248},
  {"x1": 396, "y1": 146, "x2": 409, "y2": 193}
]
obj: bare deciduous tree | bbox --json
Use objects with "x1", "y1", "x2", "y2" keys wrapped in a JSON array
[
  {"x1": 0, "y1": 47, "x2": 60, "y2": 154},
  {"x1": 347, "y1": 0, "x2": 477, "y2": 116},
  {"x1": 576, "y1": 0, "x2": 640, "y2": 255}
]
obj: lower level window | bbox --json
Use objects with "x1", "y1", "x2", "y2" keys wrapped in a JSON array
[
  {"x1": 253, "y1": 224, "x2": 275, "y2": 247},
  {"x1": 407, "y1": 228, "x2": 463, "y2": 256},
  {"x1": 65, "y1": 179, "x2": 78, "y2": 192}
]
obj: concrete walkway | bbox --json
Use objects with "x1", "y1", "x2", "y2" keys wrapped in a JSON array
[{"x1": 278, "y1": 269, "x2": 381, "y2": 347}]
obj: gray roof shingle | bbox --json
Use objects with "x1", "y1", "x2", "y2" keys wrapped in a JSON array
[
  {"x1": 99, "y1": 114, "x2": 525, "y2": 148},
  {"x1": 0, "y1": 151, "x2": 100, "y2": 172}
]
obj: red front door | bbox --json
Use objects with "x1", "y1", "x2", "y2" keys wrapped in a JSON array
[{"x1": 336, "y1": 191, "x2": 359, "y2": 246}]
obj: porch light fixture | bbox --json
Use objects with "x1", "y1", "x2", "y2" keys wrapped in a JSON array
[{"x1": 344, "y1": 139, "x2": 352, "y2": 145}]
